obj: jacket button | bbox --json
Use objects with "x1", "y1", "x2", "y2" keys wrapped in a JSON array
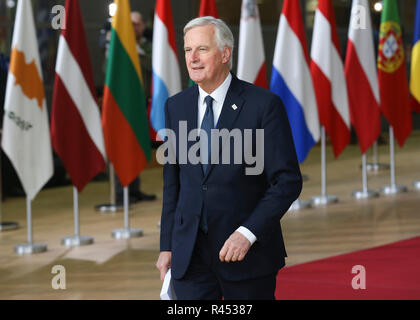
[{"x1": 202, "y1": 185, "x2": 208, "y2": 191}]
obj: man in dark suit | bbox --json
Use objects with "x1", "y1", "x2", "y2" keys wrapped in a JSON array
[{"x1": 156, "y1": 16, "x2": 302, "y2": 300}]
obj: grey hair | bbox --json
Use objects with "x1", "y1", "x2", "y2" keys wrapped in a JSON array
[{"x1": 183, "y1": 16, "x2": 234, "y2": 70}]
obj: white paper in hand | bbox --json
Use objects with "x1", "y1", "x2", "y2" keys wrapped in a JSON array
[{"x1": 160, "y1": 268, "x2": 177, "y2": 300}]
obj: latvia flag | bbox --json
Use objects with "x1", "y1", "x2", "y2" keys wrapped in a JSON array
[
  {"x1": 310, "y1": 0, "x2": 350, "y2": 158},
  {"x1": 51, "y1": 0, "x2": 106, "y2": 192}
]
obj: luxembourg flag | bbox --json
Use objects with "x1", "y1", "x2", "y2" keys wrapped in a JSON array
[
  {"x1": 151, "y1": 0, "x2": 181, "y2": 137},
  {"x1": 237, "y1": 0, "x2": 267, "y2": 88},
  {"x1": 270, "y1": 0, "x2": 320, "y2": 163},
  {"x1": 310, "y1": 0, "x2": 350, "y2": 158}
]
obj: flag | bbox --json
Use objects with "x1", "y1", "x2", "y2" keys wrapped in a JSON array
[
  {"x1": 1, "y1": 0, "x2": 53, "y2": 200},
  {"x1": 411, "y1": 0, "x2": 420, "y2": 113},
  {"x1": 310, "y1": 0, "x2": 350, "y2": 158},
  {"x1": 377, "y1": 0, "x2": 412, "y2": 146},
  {"x1": 151, "y1": 0, "x2": 181, "y2": 137},
  {"x1": 188, "y1": 0, "x2": 219, "y2": 87},
  {"x1": 237, "y1": 0, "x2": 267, "y2": 88},
  {"x1": 199, "y1": 0, "x2": 219, "y2": 18},
  {"x1": 51, "y1": 0, "x2": 106, "y2": 192},
  {"x1": 270, "y1": 0, "x2": 320, "y2": 163},
  {"x1": 102, "y1": 0, "x2": 152, "y2": 187},
  {"x1": 344, "y1": 0, "x2": 381, "y2": 154}
]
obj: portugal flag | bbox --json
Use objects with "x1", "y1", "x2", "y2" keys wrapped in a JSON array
[
  {"x1": 102, "y1": 0, "x2": 152, "y2": 187},
  {"x1": 377, "y1": 0, "x2": 412, "y2": 146}
]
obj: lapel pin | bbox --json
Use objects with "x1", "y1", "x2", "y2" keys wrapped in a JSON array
[{"x1": 232, "y1": 104, "x2": 238, "y2": 110}]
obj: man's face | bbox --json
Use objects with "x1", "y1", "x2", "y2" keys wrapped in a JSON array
[
  {"x1": 131, "y1": 14, "x2": 145, "y2": 41},
  {"x1": 184, "y1": 25, "x2": 231, "y2": 91}
]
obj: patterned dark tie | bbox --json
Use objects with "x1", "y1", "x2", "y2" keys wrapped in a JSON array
[
  {"x1": 199, "y1": 95, "x2": 214, "y2": 234},
  {"x1": 200, "y1": 95, "x2": 214, "y2": 174}
]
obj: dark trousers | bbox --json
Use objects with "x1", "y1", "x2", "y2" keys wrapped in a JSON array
[{"x1": 173, "y1": 230, "x2": 277, "y2": 300}]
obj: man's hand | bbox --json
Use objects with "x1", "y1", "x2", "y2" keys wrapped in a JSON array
[
  {"x1": 219, "y1": 231, "x2": 251, "y2": 262},
  {"x1": 156, "y1": 251, "x2": 172, "y2": 281}
]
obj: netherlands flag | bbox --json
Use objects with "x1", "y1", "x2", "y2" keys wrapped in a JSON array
[
  {"x1": 310, "y1": 0, "x2": 350, "y2": 158},
  {"x1": 270, "y1": 0, "x2": 320, "y2": 163},
  {"x1": 151, "y1": 0, "x2": 181, "y2": 137}
]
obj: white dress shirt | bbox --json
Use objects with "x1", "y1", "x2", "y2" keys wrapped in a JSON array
[{"x1": 197, "y1": 73, "x2": 257, "y2": 246}]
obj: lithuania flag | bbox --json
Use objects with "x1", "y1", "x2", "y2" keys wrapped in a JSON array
[
  {"x1": 102, "y1": 0, "x2": 152, "y2": 186},
  {"x1": 377, "y1": 0, "x2": 412, "y2": 147}
]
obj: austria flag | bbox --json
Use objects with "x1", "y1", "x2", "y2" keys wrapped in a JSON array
[
  {"x1": 270, "y1": 0, "x2": 320, "y2": 163},
  {"x1": 51, "y1": 0, "x2": 106, "y2": 192},
  {"x1": 310, "y1": 0, "x2": 350, "y2": 158},
  {"x1": 151, "y1": 0, "x2": 182, "y2": 137},
  {"x1": 345, "y1": 0, "x2": 381, "y2": 154},
  {"x1": 237, "y1": 0, "x2": 267, "y2": 88}
]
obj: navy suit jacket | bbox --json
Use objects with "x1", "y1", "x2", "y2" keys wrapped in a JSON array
[{"x1": 160, "y1": 75, "x2": 302, "y2": 281}]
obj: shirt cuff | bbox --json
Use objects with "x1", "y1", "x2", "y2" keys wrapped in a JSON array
[{"x1": 236, "y1": 226, "x2": 257, "y2": 245}]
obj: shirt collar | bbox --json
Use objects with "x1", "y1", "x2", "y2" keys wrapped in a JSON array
[{"x1": 198, "y1": 73, "x2": 232, "y2": 106}]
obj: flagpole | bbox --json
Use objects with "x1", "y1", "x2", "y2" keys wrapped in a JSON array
[
  {"x1": 61, "y1": 186, "x2": 94, "y2": 246},
  {"x1": 352, "y1": 153, "x2": 379, "y2": 199},
  {"x1": 289, "y1": 174, "x2": 311, "y2": 211},
  {"x1": 112, "y1": 186, "x2": 143, "y2": 239},
  {"x1": 311, "y1": 127, "x2": 338, "y2": 206},
  {"x1": 0, "y1": 142, "x2": 19, "y2": 232},
  {"x1": 288, "y1": 199, "x2": 311, "y2": 211},
  {"x1": 14, "y1": 197, "x2": 47, "y2": 255},
  {"x1": 94, "y1": 163, "x2": 121, "y2": 213},
  {"x1": 381, "y1": 126, "x2": 407, "y2": 195},
  {"x1": 366, "y1": 140, "x2": 389, "y2": 172}
]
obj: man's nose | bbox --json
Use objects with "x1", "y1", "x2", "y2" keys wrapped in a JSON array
[{"x1": 189, "y1": 50, "x2": 199, "y2": 63}]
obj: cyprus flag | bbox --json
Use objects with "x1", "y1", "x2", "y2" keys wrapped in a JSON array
[{"x1": 1, "y1": 0, "x2": 53, "y2": 200}]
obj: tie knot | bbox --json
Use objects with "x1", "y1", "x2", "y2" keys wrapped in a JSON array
[{"x1": 205, "y1": 95, "x2": 213, "y2": 107}]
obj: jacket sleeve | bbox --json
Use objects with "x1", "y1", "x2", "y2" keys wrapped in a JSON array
[
  {"x1": 159, "y1": 99, "x2": 180, "y2": 251},
  {"x1": 242, "y1": 94, "x2": 302, "y2": 244}
]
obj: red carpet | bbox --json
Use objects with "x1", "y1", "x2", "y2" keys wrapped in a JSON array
[{"x1": 275, "y1": 236, "x2": 420, "y2": 300}]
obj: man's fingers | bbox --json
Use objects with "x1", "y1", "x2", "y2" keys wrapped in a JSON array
[
  {"x1": 156, "y1": 251, "x2": 172, "y2": 281},
  {"x1": 160, "y1": 267, "x2": 168, "y2": 281},
  {"x1": 224, "y1": 247, "x2": 235, "y2": 262},
  {"x1": 237, "y1": 250, "x2": 246, "y2": 261},
  {"x1": 219, "y1": 243, "x2": 228, "y2": 262},
  {"x1": 220, "y1": 233, "x2": 251, "y2": 262}
]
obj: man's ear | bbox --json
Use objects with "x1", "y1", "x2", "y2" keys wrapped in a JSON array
[{"x1": 222, "y1": 46, "x2": 232, "y2": 64}]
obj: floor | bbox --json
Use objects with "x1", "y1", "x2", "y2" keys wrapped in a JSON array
[{"x1": 0, "y1": 131, "x2": 419, "y2": 299}]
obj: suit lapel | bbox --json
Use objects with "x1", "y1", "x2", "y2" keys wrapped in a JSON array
[
  {"x1": 184, "y1": 85, "x2": 204, "y2": 178},
  {"x1": 203, "y1": 75, "x2": 245, "y2": 181}
]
